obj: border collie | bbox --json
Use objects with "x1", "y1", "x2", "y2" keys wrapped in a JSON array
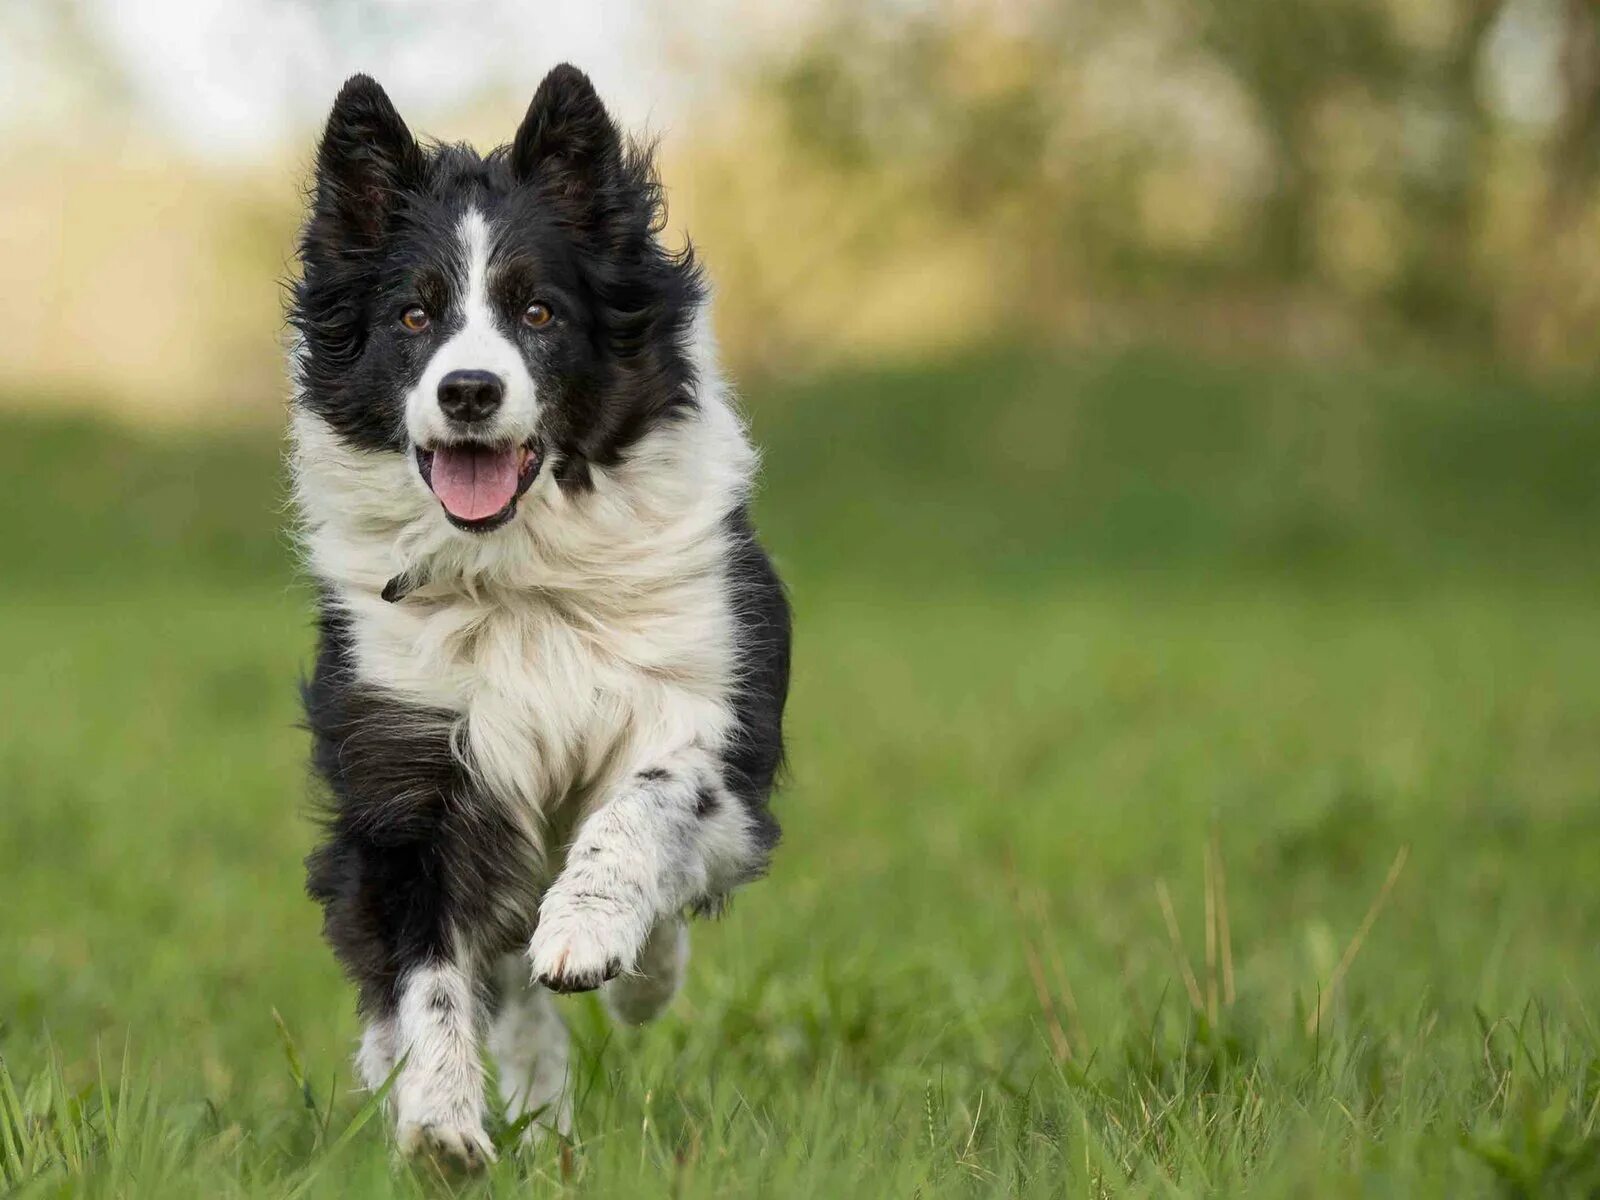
[{"x1": 287, "y1": 65, "x2": 790, "y2": 1168}]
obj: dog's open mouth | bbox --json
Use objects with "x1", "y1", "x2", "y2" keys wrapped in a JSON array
[{"x1": 415, "y1": 440, "x2": 542, "y2": 532}]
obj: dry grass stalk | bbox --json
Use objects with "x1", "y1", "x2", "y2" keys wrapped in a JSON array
[
  {"x1": 1211, "y1": 831, "x2": 1236, "y2": 1007},
  {"x1": 1002, "y1": 853, "x2": 1073, "y2": 1063},
  {"x1": 1155, "y1": 879, "x2": 1205, "y2": 1012},
  {"x1": 1203, "y1": 840, "x2": 1219, "y2": 1025},
  {"x1": 1305, "y1": 845, "x2": 1411, "y2": 1035}
]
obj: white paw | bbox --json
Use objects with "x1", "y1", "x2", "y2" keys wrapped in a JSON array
[
  {"x1": 528, "y1": 897, "x2": 646, "y2": 994},
  {"x1": 354, "y1": 1021, "x2": 397, "y2": 1093},
  {"x1": 397, "y1": 1118, "x2": 496, "y2": 1172},
  {"x1": 604, "y1": 919, "x2": 689, "y2": 1026}
]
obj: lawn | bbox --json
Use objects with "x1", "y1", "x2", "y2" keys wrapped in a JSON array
[{"x1": 3, "y1": 348, "x2": 1600, "y2": 1196}]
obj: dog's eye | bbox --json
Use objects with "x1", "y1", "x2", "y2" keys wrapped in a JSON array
[
  {"x1": 399, "y1": 306, "x2": 431, "y2": 333},
  {"x1": 522, "y1": 302, "x2": 554, "y2": 329}
]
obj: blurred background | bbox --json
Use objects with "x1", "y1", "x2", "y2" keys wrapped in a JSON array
[
  {"x1": 4, "y1": 1, "x2": 1600, "y2": 1192},
  {"x1": 5, "y1": 0, "x2": 1600, "y2": 415}
]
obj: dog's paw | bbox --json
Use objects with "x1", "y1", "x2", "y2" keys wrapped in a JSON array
[
  {"x1": 528, "y1": 899, "x2": 642, "y2": 994},
  {"x1": 397, "y1": 1118, "x2": 497, "y2": 1172},
  {"x1": 605, "y1": 919, "x2": 689, "y2": 1026}
]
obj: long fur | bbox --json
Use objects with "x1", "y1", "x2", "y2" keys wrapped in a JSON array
[{"x1": 288, "y1": 65, "x2": 790, "y2": 1165}]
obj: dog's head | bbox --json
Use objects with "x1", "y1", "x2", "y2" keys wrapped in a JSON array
[{"x1": 290, "y1": 66, "x2": 703, "y2": 534}]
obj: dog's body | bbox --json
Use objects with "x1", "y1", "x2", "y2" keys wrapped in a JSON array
[{"x1": 287, "y1": 67, "x2": 788, "y2": 1166}]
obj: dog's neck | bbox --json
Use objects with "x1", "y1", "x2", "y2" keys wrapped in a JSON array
[{"x1": 291, "y1": 383, "x2": 755, "y2": 612}]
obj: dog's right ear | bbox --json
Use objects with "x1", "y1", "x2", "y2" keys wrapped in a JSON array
[{"x1": 312, "y1": 75, "x2": 421, "y2": 246}]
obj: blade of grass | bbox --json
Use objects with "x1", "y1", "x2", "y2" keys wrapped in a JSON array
[
  {"x1": 1156, "y1": 879, "x2": 1205, "y2": 1013},
  {"x1": 282, "y1": 1059, "x2": 401, "y2": 1200},
  {"x1": 1305, "y1": 845, "x2": 1410, "y2": 1035}
]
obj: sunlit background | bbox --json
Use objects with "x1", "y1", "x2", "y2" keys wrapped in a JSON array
[
  {"x1": 4, "y1": 0, "x2": 1599, "y2": 418},
  {"x1": 5, "y1": 1, "x2": 1600, "y2": 1194}
]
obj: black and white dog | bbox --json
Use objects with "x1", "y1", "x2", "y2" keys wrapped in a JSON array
[{"x1": 288, "y1": 65, "x2": 789, "y2": 1167}]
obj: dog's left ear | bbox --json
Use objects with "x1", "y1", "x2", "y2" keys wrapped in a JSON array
[{"x1": 510, "y1": 64, "x2": 625, "y2": 210}]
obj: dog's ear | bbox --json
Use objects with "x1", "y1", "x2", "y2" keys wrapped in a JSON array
[
  {"x1": 510, "y1": 64, "x2": 624, "y2": 208},
  {"x1": 312, "y1": 75, "x2": 422, "y2": 245}
]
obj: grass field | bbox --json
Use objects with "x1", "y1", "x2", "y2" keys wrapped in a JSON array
[{"x1": 3, "y1": 348, "x2": 1600, "y2": 1196}]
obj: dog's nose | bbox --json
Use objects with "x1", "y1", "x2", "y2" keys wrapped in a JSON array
[{"x1": 437, "y1": 370, "x2": 504, "y2": 424}]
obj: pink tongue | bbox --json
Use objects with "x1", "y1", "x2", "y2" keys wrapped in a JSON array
[{"x1": 429, "y1": 445, "x2": 521, "y2": 521}]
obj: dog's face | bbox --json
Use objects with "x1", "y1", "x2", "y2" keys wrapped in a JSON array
[{"x1": 291, "y1": 66, "x2": 702, "y2": 532}]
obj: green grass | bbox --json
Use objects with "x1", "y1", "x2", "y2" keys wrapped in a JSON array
[{"x1": 4, "y1": 347, "x2": 1600, "y2": 1196}]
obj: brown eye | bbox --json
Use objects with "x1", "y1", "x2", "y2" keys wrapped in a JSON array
[
  {"x1": 399, "y1": 306, "x2": 430, "y2": 333},
  {"x1": 522, "y1": 302, "x2": 553, "y2": 329}
]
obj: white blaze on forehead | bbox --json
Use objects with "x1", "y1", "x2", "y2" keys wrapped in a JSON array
[
  {"x1": 459, "y1": 208, "x2": 494, "y2": 332},
  {"x1": 404, "y1": 207, "x2": 539, "y2": 448}
]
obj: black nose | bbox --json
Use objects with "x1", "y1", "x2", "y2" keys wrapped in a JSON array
[{"x1": 437, "y1": 370, "x2": 504, "y2": 424}]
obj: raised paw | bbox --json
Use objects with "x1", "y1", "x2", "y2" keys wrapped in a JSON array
[
  {"x1": 398, "y1": 1119, "x2": 497, "y2": 1173},
  {"x1": 528, "y1": 900, "x2": 643, "y2": 994}
]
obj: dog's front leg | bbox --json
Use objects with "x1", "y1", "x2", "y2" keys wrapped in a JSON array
[
  {"x1": 529, "y1": 748, "x2": 763, "y2": 993},
  {"x1": 388, "y1": 953, "x2": 495, "y2": 1168}
]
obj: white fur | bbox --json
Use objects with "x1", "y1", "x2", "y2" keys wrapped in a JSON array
[
  {"x1": 355, "y1": 1015, "x2": 398, "y2": 1093},
  {"x1": 392, "y1": 960, "x2": 495, "y2": 1168},
  {"x1": 489, "y1": 954, "x2": 573, "y2": 1139},
  {"x1": 530, "y1": 743, "x2": 757, "y2": 986},
  {"x1": 605, "y1": 918, "x2": 690, "y2": 1026},
  {"x1": 293, "y1": 308, "x2": 761, "y2": 859},
  {"x1": 295, "y1": 276, "x2": 765, "y2": 1146},
  {"x1": 405, "y1": 208, "x2": 539, "y2": 451}
]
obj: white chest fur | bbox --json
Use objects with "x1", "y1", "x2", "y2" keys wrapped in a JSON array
[
  {"x1": 337, "y1": 554, "x2": 737, "y2": 818},
  {"x1": 291, "y1": 346, "x2": 757, "y2": 839}
]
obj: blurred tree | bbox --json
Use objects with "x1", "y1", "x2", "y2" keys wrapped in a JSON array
[
  {"x1": 765, "y1": 3, "x2": 1067, "y2": 330},
  {"x1": 1387, "y1": 0, "x2": 1505, "y2": 344},
  {"x1": 755, "y1": 0, "x2": 1600, "y2": 368},
  {"x1": 1548, "y1": 0, "x2": 1600, "y2": 229},
  {"x1": 770, "y1": 6, "x2": 1057, "y2": 213},
  {"x1": 1197, "y1": 0, "x2": 1404, "y2": 284},
  {"x1": 1507, "y1": 0, "x2": 1600, "y2": 361}
]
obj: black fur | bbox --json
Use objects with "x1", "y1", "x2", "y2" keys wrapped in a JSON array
[
  {"x1": 719, "y1": 506, "x2": 791, "y2": 856},
  {"x1": 302, "y1": 608, "x2": 538, "y2": 1015},
  {"x1": 694, "y1": 787, "x2": 720, "y2": 818},
  {"x1": 289, "y1": 66, "x2": 704, "y2": 483},
  {"x1": 293, "y1": 67, "x2": 790, "y2": 1016}
]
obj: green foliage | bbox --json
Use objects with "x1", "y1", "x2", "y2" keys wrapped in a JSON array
[
  {"x1": 1465, "y1": 1086, "x2": 1600, "y2": 1198},
  {"x1": 762, "y1": 0, "x2": 1600, "y2": 365},
  {"x1": 3, "y1": 349, "x2": 1600, "y2": 1194},
  {"x1": 755, "y1": 347, "x2": 1600, "y2": 586}
]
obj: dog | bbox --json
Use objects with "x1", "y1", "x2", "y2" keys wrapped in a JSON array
[{"x1": 286, "y1": 65, "x2": 790, "y2": 1168}]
